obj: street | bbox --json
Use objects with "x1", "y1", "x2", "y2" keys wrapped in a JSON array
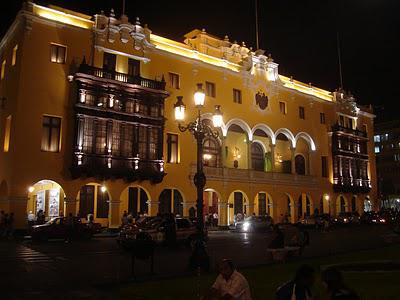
[{"x1": 0, "y1": 225, "x2": 394, "y2": 299}]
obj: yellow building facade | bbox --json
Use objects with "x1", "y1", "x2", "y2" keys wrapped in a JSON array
[{"x1": 0, "y1": 3, "x2": 378, "y2": 228}]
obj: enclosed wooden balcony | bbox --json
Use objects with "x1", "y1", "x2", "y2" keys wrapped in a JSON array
[{"x1": 77, "y1": 63, "x2": 166, "y2": 91}]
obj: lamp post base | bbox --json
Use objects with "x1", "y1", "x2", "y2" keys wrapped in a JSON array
[{"x1": 189, "y1": 236, "x2": 210, "y2": 272}]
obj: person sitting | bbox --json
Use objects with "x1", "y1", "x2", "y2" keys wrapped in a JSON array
[
  {"x1": 206, "y1": 259, "x2": 252, "y2": 300},
  {"x1": 276, "y1": 264, "x2": 315, "y2": 300},
  {"x1": 321, "y1": 267, "x2": 359, "y2": 300}
]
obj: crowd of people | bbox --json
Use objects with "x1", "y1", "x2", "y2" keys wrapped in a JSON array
[
  {"x1": 205, "y1": 212, "x2": 219, "y2": 227},
  {"x1": 0, "y1": 210, "x2": 14, "y2": 238},
  {"x1": 205, "y1": 259, "x2": 359, "y2": 300}
]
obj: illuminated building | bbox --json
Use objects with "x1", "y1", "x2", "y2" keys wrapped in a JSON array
[
  {"x1": 374, "y1": 120, "x2": 400, "y2": 209},
  {"x1": 0, "y1": 3, "x2": 378, "y2": 228}
]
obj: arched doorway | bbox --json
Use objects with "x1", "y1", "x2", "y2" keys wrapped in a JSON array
[
  {"x1": 251, "y1": 142, "x2": 264, "y2": 171},
  {"x1": 203, "y1": 189, "x2": 219, "y2": 215},
  {"x1": 275, "y1": 133, "x2": 292, "y2": 173},
  {"x1": 298, "y1": 193, "x2": 312, "y2": 219},
  {"x1": 77, "y1": 183, "x2": 110, "y2": 226},
  {"x1": 255, "y1": 192, "x2": 272, "y2": 217},
  {"x1": 295, "y1": 155, "x2": 306, "y2": 175},
  {"x1": 127, "y1": 186, "x2": 149, "y2": 216},
  {"x1": 27, "y1": 180, "x2": 66, "y2": 219},
  {"x1": 228, "y1": 190, "x2": 248, "y2": 224},
  {"x1": 203, "y1": 137, "x2": 221, "y2": 167},
  {"x1": 336, "y1": 195, "x2": 347, "y2": 214},
  {"x1": 159, "y1": 188, "x2": 183, "y2": 216}
]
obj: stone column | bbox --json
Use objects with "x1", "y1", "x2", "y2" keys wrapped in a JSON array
[
  {"x1": 247, "y1": 141, "x2": 252, "y2": 170},
  {"x1": 270, "y1": 144, "x2": 276, "y2": 172},
  {"x1": 109, "y1": 200, "x2": 121, "y2": 228},
  {"x1": 147, "y1": 200, "x2": 159, "y2": 217},
  {"x1": 221, "y1": 136, "x2": 227, "y2": 167},
  {"x1": 308, "y1": 152, "x2": 313, "y2": 175},
  {"x1": 291, "y1": 147, "x2": 296, "y2": 174},
  {"x1": 218, "y1": 201, "x2": 228, "y2": 227}
]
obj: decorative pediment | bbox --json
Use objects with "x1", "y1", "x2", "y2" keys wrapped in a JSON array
[{"x1": 94, "y1": 10, "x2": 154, "y2": 52}]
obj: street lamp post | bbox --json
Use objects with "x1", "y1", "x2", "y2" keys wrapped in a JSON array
[{"x1": 174, "y1": 83, "x2": 223, "y2": 270}]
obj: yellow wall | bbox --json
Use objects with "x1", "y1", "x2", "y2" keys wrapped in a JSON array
[{"x1": 0, "y1": 4, "x2": 378, "y2": 228}]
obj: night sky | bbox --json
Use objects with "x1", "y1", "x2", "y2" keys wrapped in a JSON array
[{"x1": 1, "y1": 0, "x2": 398, "y2": 122}]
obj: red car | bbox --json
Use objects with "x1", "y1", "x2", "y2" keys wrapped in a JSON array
[{"x1": 31, "y1": 217, "x2": 101, "y2": 241}]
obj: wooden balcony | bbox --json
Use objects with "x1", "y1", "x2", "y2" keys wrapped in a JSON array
[
  {"x1": 71, "y1": 155, "x2": 165, "y2": 183},
  {"x1": 77, "y1": 64, "x2": 166, "y2": 91},
  {"x1": 332, "y1": 124, "x2": 368, "y2": 138},
  {"x1": 190, "y1": 165, "x2": 319, "y2": 188}
]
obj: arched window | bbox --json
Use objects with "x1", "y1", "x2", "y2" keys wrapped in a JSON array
[
  {"x1": 251, "y1": 142, "x2": 264, "y2": 171},
  {"x1": 128, "y1": 187, "x2": 148, "y2": 216},
  {"x1": 159, "y1": 189, "x2": 183, "y2": 215},
  {"x1": 203, "y1": 137, "x2": 220, "y2": 167},
  {"x1": 258, "y1": 192, "x2": 266, "y2": 216},
  {"x1": 295, "y1": 154, "x2": 306, "y2": 175},
  {"x1": 234, "y1": 192, "x2": 244, "y2": 215}
]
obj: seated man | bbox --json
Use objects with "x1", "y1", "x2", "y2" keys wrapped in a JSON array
[{"x1": 206, "y1": 259, "x2": 252, "y2": 300}]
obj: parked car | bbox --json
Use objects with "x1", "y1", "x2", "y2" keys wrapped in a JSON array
[
  {"x1": 235, "y1": 216, "x2": 273, "y2": 232},
  {"x1": 299, "y1": 216, "x2": 317, "y2": 227},
  {"x1": 118, "y1": 217, "x2": 203, "y2": 246},
  {"x1": 31, "y1": 217, "x2": 100, "y2": 241},
  {"x1": 371, "y1": 213, "x2": 387, "y2": 224},
  {"x1": 333, "y1": 212, "x2": 360, "y2": 225}
]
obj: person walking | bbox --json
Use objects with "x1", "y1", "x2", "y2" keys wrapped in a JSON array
[
  {"x1": 213, "y1": 212, "x2": 219, "y2": 227},
  {"x1": 27, "y1": 211, "x2": 35, "y2": 228},
  {"x1": 206, "y1": 259, "x2": 252, "y2": 300},
  {"x1": 276, "y1": 264, "x2": 316, "y2": 300},
  {"x1": 321, "y1": 267, "x2": 359, "y2": 300}
]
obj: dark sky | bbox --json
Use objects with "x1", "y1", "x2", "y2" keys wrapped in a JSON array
[{"x1": 1, "y1": 0, "x2": 398, "y2": 121}]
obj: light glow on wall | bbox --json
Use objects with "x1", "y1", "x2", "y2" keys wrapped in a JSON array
[
  {"x1": 280, "y1": 75, "x2": 333, "y2": 102},
  {"x1": 33, "y1": 4, "x2": 93, "y2": 29},
  {"x1": 151, "y1": 34, "x2": 241, "y2": 73}
]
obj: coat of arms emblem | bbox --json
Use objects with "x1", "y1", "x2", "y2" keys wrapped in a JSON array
[{"x1": 255, "y1": 92, "x2": 268, "y2": 110}]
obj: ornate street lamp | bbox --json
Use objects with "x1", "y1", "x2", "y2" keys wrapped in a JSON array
[{"x1": 174, "y1": 83, "x2": 223, "y2": 270}]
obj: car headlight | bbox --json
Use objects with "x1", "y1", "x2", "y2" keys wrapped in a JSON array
[
  {"x1": 343, "y1": 218, "x2": 348, "y2": 222},
  {"x1": 242, "y1": 222, "x2": 250, "y2": 231}
]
